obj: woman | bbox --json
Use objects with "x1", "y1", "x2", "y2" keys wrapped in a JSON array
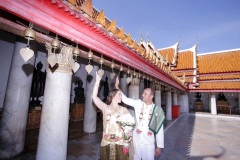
[{"x1": 92, "y1": 72, "x2": 134, "y2": 160}]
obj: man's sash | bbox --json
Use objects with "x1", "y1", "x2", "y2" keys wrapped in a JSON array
[{"x1": 148, "y1": 105, "x2": 165, "y2": 134}]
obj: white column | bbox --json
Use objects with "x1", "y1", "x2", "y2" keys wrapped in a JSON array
[
  {"x1": 210, "y1": 93, "x2": 217, "y2": 115},
  {"x1": 208, "y1": 93, "x2": 211, "y2": 112},
  {"x1": 238, "y1": 93, "x2": 240, "y2": 113},
  {"x1": 178, "y1": 93, "x2": 189, "y2": 113},
  {"x1": 128, "y1": 78, "x2": 140, "y2": 117},
  {"x1": 139, "y1": 79, "x2": 144, "y2": 98},
  {"x1": 173, "y1": 92, "x2": 177, "y2": 105},
  {"x1": 154, "y1": 90, "x2": 161, "y2": 107},
  {"x1": 0, "y1": 38, "x2": 36, "y2": 159},
  {"x1": 36, "y1": 45, "x2": 73, "y2": 160},
  {"x1": 166, "y1": 90, "x2": 172, "y2": 120},
  {"x1": 83, "y1": 66, "x2": 98, "y2": 133},
  {"x1": 120, "y1": 73, "x2": 127, "y2": 96}
]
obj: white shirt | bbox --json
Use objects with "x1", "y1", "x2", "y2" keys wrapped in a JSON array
[{"x1": 121, "y1": 92, "x2": 164, "y2": 148}]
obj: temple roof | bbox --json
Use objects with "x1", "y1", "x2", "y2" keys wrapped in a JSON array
[
  {"x1": 198, "y1": 49, "x2": 240, "y2": 74},
  {"x1": 157, "y1": 40, "x2": 240, "y2": 91},
  {"x1": 172, "y1": 50, "x2": 194, "y2": 70},
  {"x1": 1, "y1": 0, "x2": 239, "y2": 92}
]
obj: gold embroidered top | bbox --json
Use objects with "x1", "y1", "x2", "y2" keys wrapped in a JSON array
[{"x1": 101, "y1": 105, "x2": 130, "y2": 146}]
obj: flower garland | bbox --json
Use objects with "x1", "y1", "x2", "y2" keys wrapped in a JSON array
[
  {"x1": 117, "y1": 114, "x2": 135, "y2": 155},
  {"x1": 136, "y1": 103, "x2": 154, "y2": 136}
]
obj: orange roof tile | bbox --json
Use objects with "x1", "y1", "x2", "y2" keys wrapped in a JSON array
[
  {"x1": 172, "y1": 50, "x2": 194, "y2": 70},
  {"x1": 198, "y1": 50, "x2": 240, "y2": 74},
  {"x1": 173, "y1": 71, "x2": 194, "y2": 77},
  {"x1": 199, "y1": 74, "x2": 240, "y2": 81},
  {"x1": 158, "y1": 48, "x2": 175, "y2": 64},
  {"x1": 194, "y1": 81, "x2": 240, "y2": 90}
]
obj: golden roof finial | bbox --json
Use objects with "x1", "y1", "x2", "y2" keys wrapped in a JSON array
[
  {"x1": 140, "y1": 30, "x2": 144, "y2": 42},
  {"x1": 178, "y1": 35, "x2": 181, "y2": 43},
  {"x1": 147, "y1": 32, "x2": 151, "y2": 43}
]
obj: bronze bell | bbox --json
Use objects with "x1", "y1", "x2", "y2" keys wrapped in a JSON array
[
  {"x1": 51, "y1": 38, "x2": 60, "y2": 49},
  {"x1": 99, "y1": 56, "x2": 104, "y2": 64},
  {"x1": 24, "y1": 28, "x2": 36, "y2": 40},
  {"x1": 119, "y1": 65, "x2": 123, "y2": 71},
  {"x1": 88, "y1": 50, "x2": 93, "y2": 59},
  {"x1": 110, "y1": 62, "x2": 115, "y2": 68},
  {"x1": 73, "y1": 46, "x2": 81, "y2": 56}
]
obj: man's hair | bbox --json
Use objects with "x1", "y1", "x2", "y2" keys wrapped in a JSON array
[
  {"x1": 150, "y1": 87, "x2": 155, "y2": 97},
  {"x1": 145, "y1": 87, "x2": 155, "y2": 97}
]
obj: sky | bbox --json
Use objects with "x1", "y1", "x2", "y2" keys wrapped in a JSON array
[{"x1": 92, "y1": 0, "x2": 240, "y2": 54}]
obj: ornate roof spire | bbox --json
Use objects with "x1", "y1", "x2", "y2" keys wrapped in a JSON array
[
  {"x1": 140, "y1": 30, "x2": 144, "y2": 42},
  {"x1": 147, "y1": 32, "x2": 151, "y2": 43}
]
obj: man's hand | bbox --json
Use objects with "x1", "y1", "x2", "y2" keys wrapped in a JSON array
[
  {"x1": 155, "y1": 148, "x2": 161, "y2": 156},
  {"x1": 115, "y1": 76, "x2": 119, "y2": 89}
]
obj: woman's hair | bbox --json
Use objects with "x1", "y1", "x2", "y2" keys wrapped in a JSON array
[{"x1": 105, "y1": 89, "x2": 120, "y2": 105}]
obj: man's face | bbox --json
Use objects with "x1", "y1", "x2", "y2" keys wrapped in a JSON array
[{"x1": 142, "y1": 88, "x2": 153, "y2": 103}]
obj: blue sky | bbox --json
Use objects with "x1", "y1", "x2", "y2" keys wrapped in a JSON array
[{"x1": 92, "y1": 0, "x2": 240, "y2": 54}]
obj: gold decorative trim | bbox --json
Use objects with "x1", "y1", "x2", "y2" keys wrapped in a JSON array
[
  {"x1": 107, "y1": 19, "x2": 117, "y2": 34},
  {"x1": 116, "y1": 27, "x2": 125, "y2": 41},
  {"x1": 96, "y1": 10, "x2": 105, "y2": 27},
  {"x1": 137, "y1": 46, "x2": 145, "y2": 56},
  {"x1": 80, "y1": 0, "x2": 93, "y2": 17},
  {"x1": 124, "y1": 33, "x2": 132, "y2": 46},
  {"x1": 130, "y1": 40, "x2": 138, "y2": 50}
]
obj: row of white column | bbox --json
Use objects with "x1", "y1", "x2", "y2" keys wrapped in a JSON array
[
  {"x1": 0, "y1": 38, "x2": 202, "y2": 159},
  {"x1": 208, "y1": 93, "x2": 240, "y2": 115}
]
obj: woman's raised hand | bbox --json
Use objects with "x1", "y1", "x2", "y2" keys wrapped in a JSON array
[
  {"x1": 115, "y1": 76, "x2": 119, "y2": 89},
  {"x1": 96, "y1": 71, "x2": 101, "y2": 82}
]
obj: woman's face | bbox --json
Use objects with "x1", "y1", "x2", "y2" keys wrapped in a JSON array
[{"x1": 113, "y1": 91, "x2": 122, "y2": 103}]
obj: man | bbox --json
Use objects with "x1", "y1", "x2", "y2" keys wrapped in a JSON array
[{"x1": 115, "y1": 77, "x2": 165, "y2": 160}]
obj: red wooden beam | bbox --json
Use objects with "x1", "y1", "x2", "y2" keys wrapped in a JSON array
[{"x1": 0, "y1": 0, "x2": 186, "y2": 91}]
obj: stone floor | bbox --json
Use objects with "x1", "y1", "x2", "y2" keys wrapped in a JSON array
[{"x1": 9, "y1": 112, "x2": 240, "y2": 160}]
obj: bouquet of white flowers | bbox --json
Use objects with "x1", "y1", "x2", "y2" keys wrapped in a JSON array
[{"x1": 117, "y1": 114, "x2": 135, "y2": 155}]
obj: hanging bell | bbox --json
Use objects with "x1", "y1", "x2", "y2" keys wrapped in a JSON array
[
  {"x1": 24, "y1": 28, "x2": 36, "y2": 40},
  {"x1": 127, "y1": 68, "x2": 130, "y2": 74},
  {"x1": 88, "y1": 50, "x2": 93, "y2": 59},
  {"x1": 133, "y1": 71, "x2": 136, "y2": 76},
  {"x1": 111, "y1": 62, "x2": 115, "y2": 69},
  {"x1": 99, "y1": 55, "x2": 104, "y2": 64},
  {"x1": 138, "y1": 73, "x2": 142, "y2": 78},
  {"x1": 119, "y1": 65, "x2": 123, "y2": 71},
  {"x1": 51, "y1": 37, "x2": 60, "y2": 49},
  {"x1": 73, "y1": 46, "x2": 81, "y2": 56}
]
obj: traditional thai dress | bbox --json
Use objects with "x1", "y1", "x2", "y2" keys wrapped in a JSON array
[{"x1": 100, "y1": 105, "x2": 131, "y2": 160}]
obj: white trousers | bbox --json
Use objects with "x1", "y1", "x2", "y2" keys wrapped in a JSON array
[{"x1": 133, "y1": 141, "x2": 155, "y2": 160}]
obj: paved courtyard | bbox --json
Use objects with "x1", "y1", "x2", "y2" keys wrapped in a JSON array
[{"x1": 10, "y1": 113, "x2": 240, "y2": 160}]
